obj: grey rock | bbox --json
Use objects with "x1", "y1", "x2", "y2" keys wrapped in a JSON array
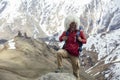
[{"x1": 38, "y1": 73, "x2": 76, "y2": 80}]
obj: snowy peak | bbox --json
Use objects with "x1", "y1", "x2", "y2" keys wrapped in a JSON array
[
  {"x1": 0, "y1": 0, "x2": 93, "y2": 39},
  {"x1": 0, "y1": 0, "x2": 120, "y2": 39},
  {"x1": 80, "y1": 0, "x2": 120, "y2": 35}
]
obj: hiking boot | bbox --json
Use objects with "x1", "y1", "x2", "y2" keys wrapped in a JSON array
[
  {"x1": 54, "y1": 68, "x2": 63, "y2": 73},
  {"x1": 76, "y1": 78, "x2": 82, "y2": 80},
  {"x1": 73, "y1": 72, "x2": 81, "y2": 80},
  {"x1": 76, "y1": 77, "x2": 82, "y2": 80}
]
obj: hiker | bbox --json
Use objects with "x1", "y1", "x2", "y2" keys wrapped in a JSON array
[
  {"x1": 55, "y1": 15, "x2": 87, "y2": 80},
  {"x1": 17, "y1": 31, "x2": 22, "y2": 37},
  {"x1": 24, "y1": 32, "x2": 29, "y2": 38}
]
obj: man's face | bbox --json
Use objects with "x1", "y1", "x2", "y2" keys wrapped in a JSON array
[{"x1": 69, "y1": 22, "x2": 76, "y2": 31}]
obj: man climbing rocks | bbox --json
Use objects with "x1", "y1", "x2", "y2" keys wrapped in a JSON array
[{"x1": 55, "y1": 15, "x2": 87, "y2": 80}]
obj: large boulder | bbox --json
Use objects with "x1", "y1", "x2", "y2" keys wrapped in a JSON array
[{"x1": 38, "y1": 73, "x2": 76, "y2": 80}]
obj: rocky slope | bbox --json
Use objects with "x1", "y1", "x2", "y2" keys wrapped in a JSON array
[
  {"x1": 39, "y1": 73, "x2": 76, "y2": 80},
  {"x1": 0, "y1": 36, "x2": 69, "y2": 80},
  {"x1": 38, "y1": 72, "x2": 95, "y2": 80},
  {"x1": 0, "y1": 36, "x2": 95, "y2": 80}
]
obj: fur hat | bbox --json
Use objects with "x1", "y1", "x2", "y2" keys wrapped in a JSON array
[{"x1": 64, "y1": 15, "x2": 80, "y2": 31}]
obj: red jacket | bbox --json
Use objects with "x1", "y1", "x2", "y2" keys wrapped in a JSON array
[{"x1": 59, "y1": 30, "x2": 86, "y2": 57}]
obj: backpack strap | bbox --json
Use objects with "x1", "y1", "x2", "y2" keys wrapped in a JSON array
[
  {"x1": 76, "y1": 31, "x2": 80, "y2": 37},
  {"x1": 76, "y1": 26, "x2": 83, "y2": 36},
  {"x1": 66, "y1": 31, "x2": 69, "y2": 36},
  {"x1": 76, "y1": 26, "x2": 83, "y2": 52}
]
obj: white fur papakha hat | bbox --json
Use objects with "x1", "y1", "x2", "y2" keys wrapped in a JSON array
[{"x1": 64, "y1": 15, "x2": 80, "y2": 31}]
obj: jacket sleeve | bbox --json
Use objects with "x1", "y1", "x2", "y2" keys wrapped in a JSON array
[
  {"x1": 80, "y1": 30, "x2": 87, "y2": 44},
  {"x1": 59, "y1": 31, "x2": 66, "y2": 42}
]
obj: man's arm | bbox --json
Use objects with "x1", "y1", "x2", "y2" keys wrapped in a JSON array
[
  {"x1": 77, "y1": 31, "x2": 87, "y2": 44},
  {"x1": 59, "y1": 31, "x2": 68, "y2": 42}
]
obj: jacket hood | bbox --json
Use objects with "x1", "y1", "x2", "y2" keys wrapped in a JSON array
[{"x1": 64, "y1": 15, "x2": 80, "y2": 31}]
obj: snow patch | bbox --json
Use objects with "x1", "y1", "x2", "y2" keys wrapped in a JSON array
[
  {"x1": 8, "y1": 39, "x2": 16, "y2": 49},
  {"x1": 94, "y1": 72, "x2": 100, "y2": 76},
  {"x1": 0, "y1": 45, "x2": 4, "y2": 49},
  {"x1": 105, "y1": 63, "x2": 120, "y2": 80}
]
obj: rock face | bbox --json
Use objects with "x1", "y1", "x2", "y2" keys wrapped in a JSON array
[
  {"x1": 38, "y1": 71, "x2": 96, "y2": 80},
  {"x1": 38, "y1": 73, "x2": 76, "y2": 80}
]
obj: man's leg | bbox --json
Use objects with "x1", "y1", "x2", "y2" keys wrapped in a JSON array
[
  {"x1": 70, "y1": 55, "x2": 80, "y2": 79},
  {"x1": 56, "y1": 49, "x2": 69, "y2": 72}
]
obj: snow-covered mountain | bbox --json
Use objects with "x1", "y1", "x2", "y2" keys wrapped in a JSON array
[
  {"x1": 84, "y1": 29, "x2": 120, "y2": 80},
  {"x1": 0, "y1": 0, "x2": 120, "y2": 38},
  {"x1": 80, "y1": 0, "x2": 120, "y2": 80},
  {"x1": 80, "y1": 0, "x2": 120, "y2": 35},
  {"x1": 0, "y1": 0, "x2": 92, "y2": 39},
  {"x1": 0, "y1": 0, "x2": 120, "y2": 80}
]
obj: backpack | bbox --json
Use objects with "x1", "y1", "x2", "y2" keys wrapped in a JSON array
[{"x1": 62, "y1": 26, "x2": 83, "y2": 52}]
